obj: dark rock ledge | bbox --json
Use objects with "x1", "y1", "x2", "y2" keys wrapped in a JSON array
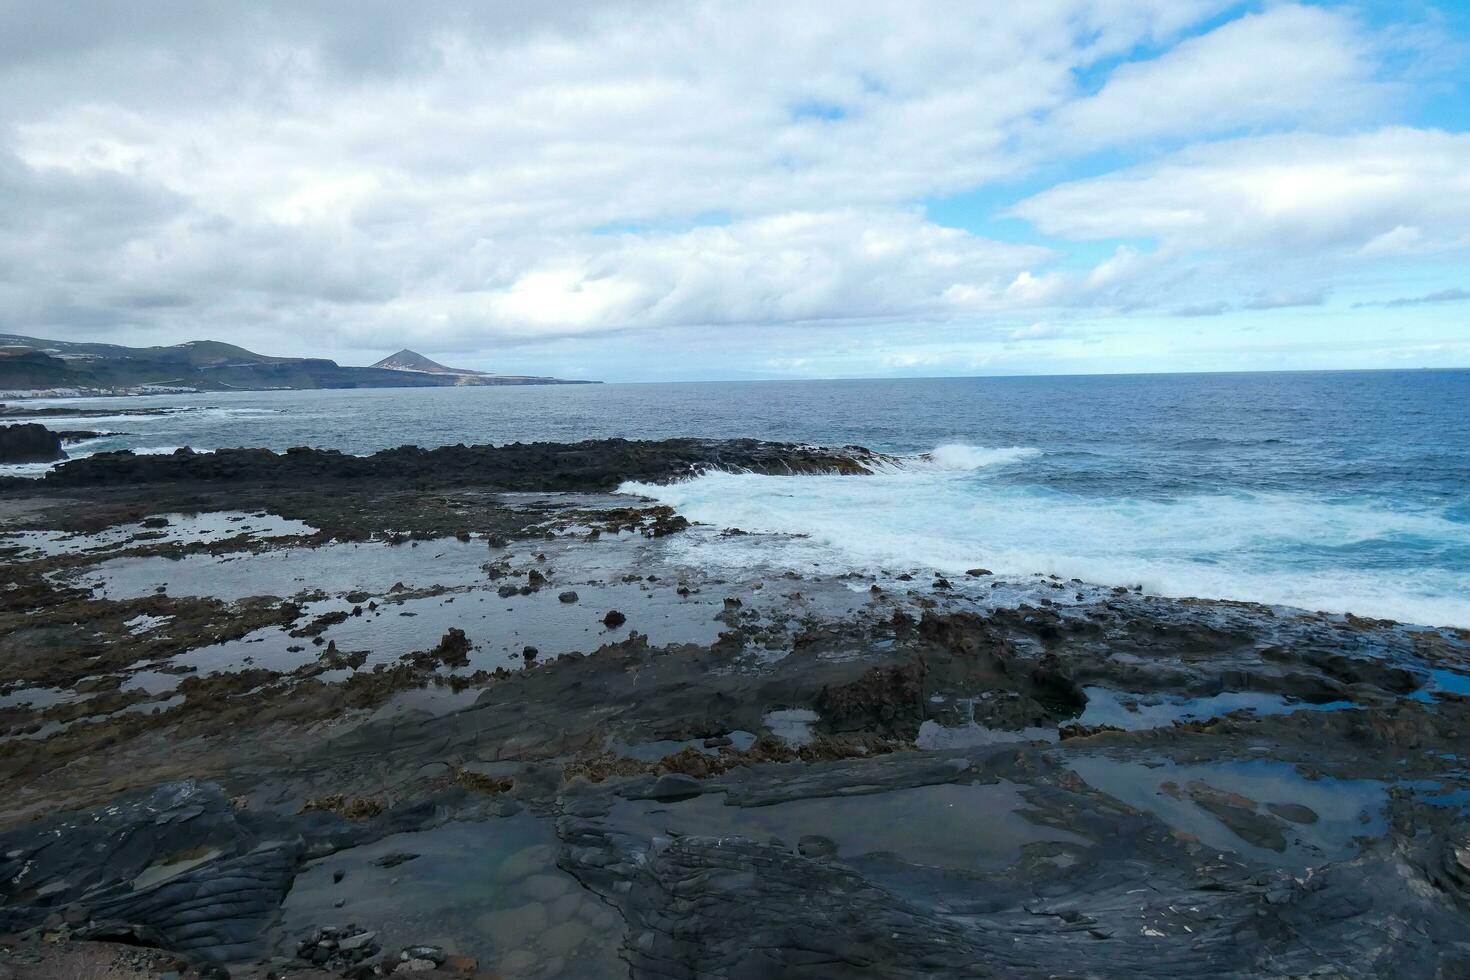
[
  {"x1": 0, "y1": 422, "x2": 64, "y2": 464},
  {"x1": 3, "y1": 437, "x2": 890, "y2": 492}
]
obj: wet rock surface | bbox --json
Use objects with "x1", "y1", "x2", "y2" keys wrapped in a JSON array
[
  {"x1": 0, "y1": 781, "x2": 304, "y2": 962},
  {"x1": 0, "y1": 439, "x2": 1467, "y2": 977},
  {"x1": 0, "y1": 423, "x2": 63, "y2": 464},
  {"x1": 13, "y1": 437, "x2": 889, "y2": 492}
]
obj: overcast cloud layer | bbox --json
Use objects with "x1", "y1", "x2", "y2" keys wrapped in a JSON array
[{"x1": 2, "y1": 0, "x2": 1467, "y2": 379}]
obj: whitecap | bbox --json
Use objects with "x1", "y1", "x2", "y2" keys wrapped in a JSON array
[
  {"x1": 915, "y1": 443, "x2": 1042, "y2": 471},
  {"x1": 619, "y1": 447, "x2": 1470, "y2": 628}
]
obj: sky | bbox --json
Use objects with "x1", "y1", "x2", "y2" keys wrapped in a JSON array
[{"x1": 1, "y1": 0, "x2": 1468, "y2": 382}]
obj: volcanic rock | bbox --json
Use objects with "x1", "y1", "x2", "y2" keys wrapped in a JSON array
[{"x1": 0, "y1": 423, "x2": 64, "y2": 463}]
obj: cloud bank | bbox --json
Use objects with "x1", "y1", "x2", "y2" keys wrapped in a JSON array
[{"x1": 1, "y1": 0, "x2": 1466, "y2": 375}]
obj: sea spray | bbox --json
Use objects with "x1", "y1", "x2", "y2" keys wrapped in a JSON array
[{"x1": 620, "y1": 443, "x2": 1470, "y2": 628}]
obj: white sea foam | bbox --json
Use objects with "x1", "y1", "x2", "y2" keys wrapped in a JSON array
[
  {"x1": 620, "y1": 443, "x2": 1470, "y2": 628},
  {"x1": 0, "y1": 461, "x2": 60, "y2": 479},
  {"x1": 861, "y1": 443, "x2": 1041, "y2": 475},
  {"x1": 191, "y1": 407, "x2": 286, "y2": 419},
  {"x1": 917, "y1": 444, "x2": 1042, "y2": 471}
]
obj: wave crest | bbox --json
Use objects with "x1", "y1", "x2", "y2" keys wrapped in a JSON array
[{"x1": 911, "y1": 443, "x2": 1041, "y2": 472}]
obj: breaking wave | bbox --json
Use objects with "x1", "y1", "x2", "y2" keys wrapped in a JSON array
[
  {"x1": 908, "y1": 444, "x2": 1042, "y2": 472},
  {"x1": 620, "y1": 444, "x2": 1470, "y2": 628}
]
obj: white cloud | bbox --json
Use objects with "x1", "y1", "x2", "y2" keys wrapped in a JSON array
[
  {"x1": 1008, "y1": 322, "x2": 1065, "y2": 340},
  {"x1": 1241, "y1": 289, "x2": 1326, "y2": 311},
  {"x1": 0, "y1": 0, "x2": 1459, "y2": 372},
  {"x1": 1010, "y1": 128, "x2": 1470, "y2": 254},
  {"x1": 331, "y1": 210, "x2": 1052, "y2": 345},
  {"x1": 2, "y1": 0, "x2": 1246, "y2": 350},
  {"x1": 8, "y1": 2, "x2": 1246, "y2": 234},
  {"x1": 1358, "y1": 225, "x2": 1425, "y2": 256},
  {"x1": 1048, "y1": 5, "x2": 1381, "y2": 149}
]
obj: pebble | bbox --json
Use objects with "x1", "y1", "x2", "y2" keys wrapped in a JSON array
[
  {"x1": 338, "y1": 930, "x2": 376, "y2": 951},
  {"x1": 295, "y1": 925, "x2": 380, "y2": 970},
  {"x1": 401, "y1": 944, "x2": 446, "y2": 964}
]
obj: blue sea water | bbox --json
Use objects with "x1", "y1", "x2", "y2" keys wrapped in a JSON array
[{"x1": 5, "y1": 369, "x2": 1469, "y2": 627}]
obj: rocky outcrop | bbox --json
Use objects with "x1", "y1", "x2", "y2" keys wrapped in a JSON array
[
  {"x1": 0, "y1": 780, "x2": 460, "y2": 965},
  {"x1": 0, "y1": 422, "x2": 64, "y2": 463},
  {"x1": 558, "y1": 826, "x2": 996, "y2": 978},
  {"x1": 557, "y1": 753, "x2": 1470, "y2": 979},
  {"x1": 0, "y1": 782, "x2": 297, "y2": 961},
  {"x1": 816, "y1": 659, "x2": 927, "y2": 735},
  {"x1": 3, "y1": 459, "x2": 1469, "y2": 977},
  {"x1": 29, "y1": 438, "x2": 889, "y2": 491}
]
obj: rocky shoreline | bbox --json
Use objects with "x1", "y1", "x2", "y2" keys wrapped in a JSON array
[
  {"x1": 3, "y1": 438, "x2": 889, "y2": 491},
  {"x1": 0, "y1": 438, "x2": 1467, "y2": 979}
]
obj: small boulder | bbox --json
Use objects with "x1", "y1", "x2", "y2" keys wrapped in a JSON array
[
  {"x1": 401, "y1": 944, "x2": 447, "y2": 965},
  {"x1": 602, "y1": 610, "x2": 627, "y2": 628}
]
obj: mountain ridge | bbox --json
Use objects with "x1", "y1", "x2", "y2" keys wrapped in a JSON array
[
  {"x1": 370, "y1": 349, "x2": 487, "y2": 376},
  {"x1": 0, "y1": 335, "x2": 596, "y2": 396}
]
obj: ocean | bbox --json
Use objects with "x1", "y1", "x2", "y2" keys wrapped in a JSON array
[{"x1": 6, "y1": 369, "x2": 1469, "y2": 627}]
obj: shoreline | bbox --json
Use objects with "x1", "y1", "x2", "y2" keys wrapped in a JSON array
[
  {"x1": 6, "y1": 434, "x2": 1466, "y2": 630},
  {"x1": 0, "y1": 438, "x2": 1467, "y2": 978}
]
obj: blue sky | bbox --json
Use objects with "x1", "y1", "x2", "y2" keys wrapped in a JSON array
[{"x1": 1, "y1": 0, "x2": 1467, "y2": 381}]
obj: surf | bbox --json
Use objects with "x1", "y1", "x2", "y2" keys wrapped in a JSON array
[{"x1": 620, "y1": 443, "x2": 1470, "y2": 628}]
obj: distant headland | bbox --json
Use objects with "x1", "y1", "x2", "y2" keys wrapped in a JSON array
[{"x1": 0, "y1": 334, "x2": 597, "y2": 399}]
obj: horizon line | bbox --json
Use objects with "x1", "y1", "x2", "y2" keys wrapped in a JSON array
[{"x1": 581, "y1": 364, "x2": 1470, "y2": 385}]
